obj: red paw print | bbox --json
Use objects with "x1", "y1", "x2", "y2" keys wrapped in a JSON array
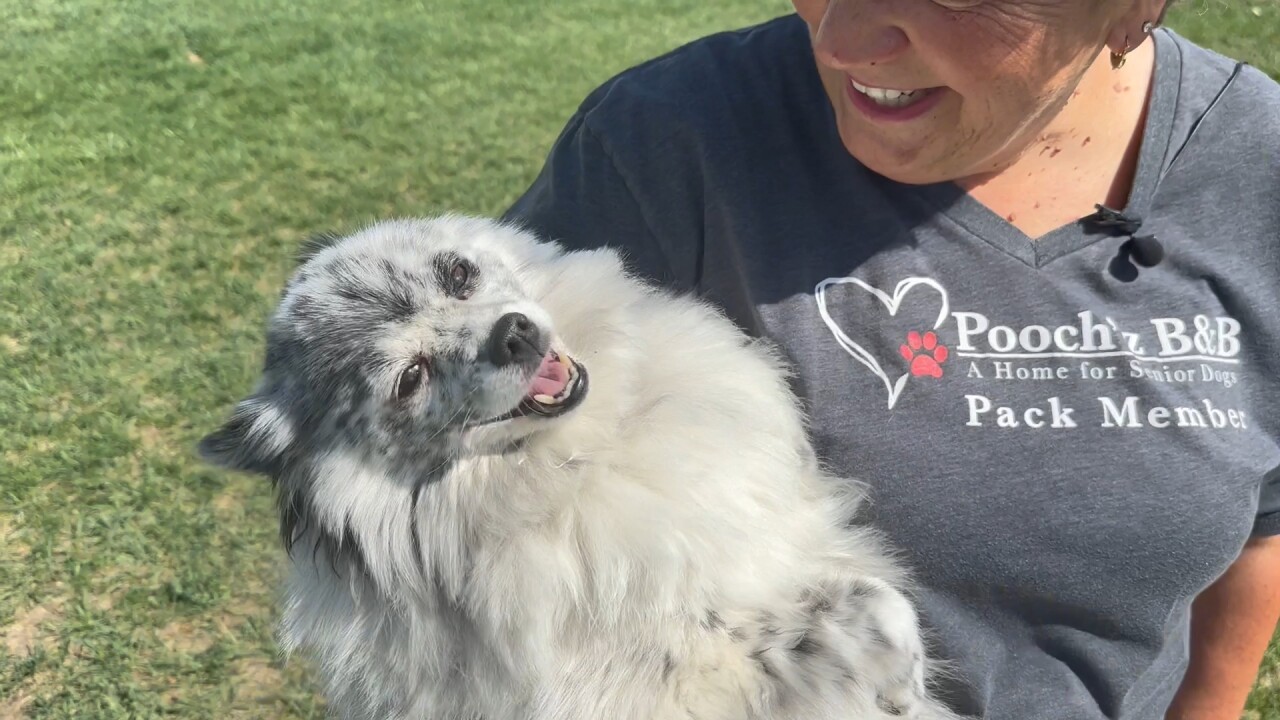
[{"x1": 900, "y1": 331, "x2": 948, "y2": 378}]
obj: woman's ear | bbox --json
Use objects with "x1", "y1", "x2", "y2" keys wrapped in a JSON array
[{"x1": 1107, "y1": 0, "x2": 1169, "y2": 60}]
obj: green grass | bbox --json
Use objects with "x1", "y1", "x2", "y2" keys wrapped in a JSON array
[{"x1": 1, "y1": 0, "x2": 1277, "y2": 717}]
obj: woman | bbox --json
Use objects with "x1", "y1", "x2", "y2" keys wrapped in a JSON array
[{"x1": 502, "y1": 1, "x2": 1280, "y2": 718}]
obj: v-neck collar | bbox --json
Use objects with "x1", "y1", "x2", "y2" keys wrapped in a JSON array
[{"x1": 896, "y1": 29, "x2": 1183, "y2": 269}]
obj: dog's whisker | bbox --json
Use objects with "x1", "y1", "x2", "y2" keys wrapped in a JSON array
[
  {"x1": 554, "y1": 454, "x2": 583, "y2": 469},
  {"x1": 421, "y1": 388, "x2": 481, "y2": 447},
  {"x1": 421, "y1": 454, "x2": 457, "y2": 481}
]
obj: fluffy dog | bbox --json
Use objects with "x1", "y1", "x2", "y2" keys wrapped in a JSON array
[{"x1": 199, "y1": 215, "x2": 960, "y2": 719}]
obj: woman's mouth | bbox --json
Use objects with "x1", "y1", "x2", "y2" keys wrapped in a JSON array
[{"x1": 846, "y1": 78, "x2": 945, "y2": 121}]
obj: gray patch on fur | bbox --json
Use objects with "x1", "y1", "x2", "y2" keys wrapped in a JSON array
[
  {"x1": 661, "y1": 653, "x2": 675, "y2": 682},
  {"x1": 702, "y1": 610, "x2": 724, "y2": 631},
  {"x1": 791, "y1": 630, "x2": 820, "y2": 658}
]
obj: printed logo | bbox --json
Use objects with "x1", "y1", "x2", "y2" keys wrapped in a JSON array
[
  {"x1": 814, "y1": 276, "x2": 949, "y2": 409},
  {"x1": 901, "y1": 331, "x2": 949, "y2": 379},
  {"x1": 813, "y1": 274, "x2": 1249, "y2": 431}
]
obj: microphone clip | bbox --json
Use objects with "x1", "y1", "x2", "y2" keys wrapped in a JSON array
[
  {"x1": 1085, "y1": 204, "x2": 1144, "y2": 235},
  {"x1": 1083, "y1": 203, "x2": 1164, "y2": 277}
]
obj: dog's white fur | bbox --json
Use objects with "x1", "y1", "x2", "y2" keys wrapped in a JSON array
[{"x1": 204, "y1": 216, "x2": 961, "y2": 719}]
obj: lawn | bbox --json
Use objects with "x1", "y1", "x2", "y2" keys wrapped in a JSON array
[{"x1": 2, "y1": 0, "x2": 1278, "y2": 717}]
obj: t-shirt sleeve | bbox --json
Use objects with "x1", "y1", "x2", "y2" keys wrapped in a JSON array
[
  {"x1": 501, "y1": 111, "x2": 698, "y2": 294},
  {"x1": 1254, "y1": 467, "x2": 1280, "y2": 537}
]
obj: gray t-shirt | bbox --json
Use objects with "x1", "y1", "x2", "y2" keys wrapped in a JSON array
[{"x1": 502, "y1": 15, "x2": 1280, "y2": 720}]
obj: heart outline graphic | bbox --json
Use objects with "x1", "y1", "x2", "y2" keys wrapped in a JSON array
[{"x1": 814, "y1": 276, "x2": 950, "y2": 409}]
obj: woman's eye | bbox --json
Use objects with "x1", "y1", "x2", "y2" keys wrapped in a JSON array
[{"x1": 395, "y1": 358, "x2": 427, "y2": 400}]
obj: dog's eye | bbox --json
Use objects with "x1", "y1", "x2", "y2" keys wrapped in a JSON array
[
  {"x1": 450, "y1": 261, "x2": 472, "y2": 299},
  {"x1": 395, "y1": 358, "x2": 428, "y2": 400}
]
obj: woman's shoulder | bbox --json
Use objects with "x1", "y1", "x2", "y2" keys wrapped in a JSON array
[
  {"x1": 503, "y1": 15, "x2": 817, "y2": 292},
  {"x1": 1154, "y1": 28, "x2": 1280, "y2": 199},
  {"x1": 1162, "y1": 28, "x2": 1280, "y2": 138},
  {"x1": 1152, "y1": 29, "x2": 1280, "y2": 266},
  {"x1": 567, "y1": 13, "x2": 818, "y2": 149}
]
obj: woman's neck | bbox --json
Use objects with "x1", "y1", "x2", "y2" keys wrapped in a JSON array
[{"x1": 958, "y1": 42, "x2": 1157, "y2": 240}]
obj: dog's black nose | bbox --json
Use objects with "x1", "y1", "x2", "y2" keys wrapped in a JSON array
[{"x1": 487, "y1": 312, "x2": 545, "y2": 368}]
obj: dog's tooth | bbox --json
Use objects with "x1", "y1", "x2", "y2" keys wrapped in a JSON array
[{"x1": 533, "y1": 394, "x2": 557, "y2": 404}]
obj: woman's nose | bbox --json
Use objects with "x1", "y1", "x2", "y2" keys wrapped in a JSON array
[{"x1": 811, "y1": 1, "x2": 909, "y2": 70}]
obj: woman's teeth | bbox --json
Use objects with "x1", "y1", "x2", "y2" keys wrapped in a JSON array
[{"x1": 850, "y1": 79, "x2": 924, "y2": 108}]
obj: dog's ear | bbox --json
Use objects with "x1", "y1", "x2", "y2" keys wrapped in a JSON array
[{"x1": 198, "y1": 394, "x2": 294, "y2": 477}]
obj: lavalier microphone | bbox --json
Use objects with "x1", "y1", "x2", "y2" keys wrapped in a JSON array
[{"x1": 1082, "y1": 203, "x2": 1164, "y2": 277}]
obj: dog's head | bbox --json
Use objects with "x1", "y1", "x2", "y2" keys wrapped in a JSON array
[{"x1": 199, "y1": 216, "x2": 598, "y2": 482}]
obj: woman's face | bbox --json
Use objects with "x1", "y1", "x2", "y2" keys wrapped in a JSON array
[{"x1": 791, "y1": 0, "x2": 1144, "y2": 185}]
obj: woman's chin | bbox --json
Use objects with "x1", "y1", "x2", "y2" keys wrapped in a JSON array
[{"x1": 841, "y1": 137, "x2": 945, "y2": 186}]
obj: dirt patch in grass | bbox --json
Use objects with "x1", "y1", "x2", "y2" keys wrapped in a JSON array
[
  {"x1": 129, "y1": 423, "x2": 183, "y2": 463},
  {"x1": 218, "y1": 586, "x2": 270, "y2": 629},
  {"x1": 3, "y1": 600, "x2": 64, "y2": 657},
  {"x1": 212, "y1": 491, "x2": 241, "y2": 514},
  {"x1": 157, "y1": 620, "x2": 215, "y2": 655},
  {"x1": 0, "y1": 687, "x2": 33, "y2": 719},
  {"x1": 0, "y1": 668, "x2": 56, "y2": 720},
  {"x1": 133, "y1": 424, "x2": 164, "y2": 451},
  {"x1": 230, "y1": 657, "x2": 285, "y2": 704},
  {"x1": 0, "y1": 515, "x2": 29, "y2": 562}
]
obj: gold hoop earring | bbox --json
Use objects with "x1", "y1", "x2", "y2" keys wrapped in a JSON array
[
  {"x1": 1110, "y1": 37, "x2": 1130, "y2": 70},
  {"x1": 1112, "y1": 20, "x2": 1155, "y2": 69}
]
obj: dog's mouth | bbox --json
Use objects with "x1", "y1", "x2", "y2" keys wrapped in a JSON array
[{"x1": 470, "y1": 350, "x2": 589, "y2": 427}]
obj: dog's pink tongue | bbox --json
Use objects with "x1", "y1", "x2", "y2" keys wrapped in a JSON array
[{"x1": 529, "y1": 352, "x2": 570, "y2": 397}]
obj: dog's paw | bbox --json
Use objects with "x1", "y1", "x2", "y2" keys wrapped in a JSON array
[
  {"x1": 727, "y1": 576, "x2": 962, "y2": 720},
  {"x1": 817, "y1": 577, "x2": 959, "y2": 720},
  {"x1": 844, "y1": 579, "x2": 927, "y2": 710}
]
